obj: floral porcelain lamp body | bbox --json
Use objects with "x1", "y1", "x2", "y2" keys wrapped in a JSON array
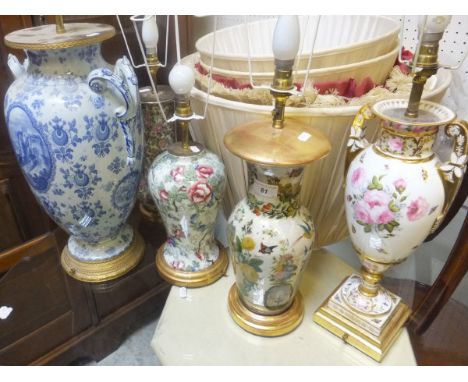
[
  {"x1": 148, "y1": 64, "x2": 228, "y2": 287},
  {"x1": 4, "y1": 22, "x2": 145, "y2": 282},
  {"x1": 224, "y1": 119, "x2": 331, "y2": 336},
  {"x1": 314, "y1": 100, "x2": 468, "y2": 361},
  {"x1": 138, "y1": 85, "x2": 175, "y2": 221}
]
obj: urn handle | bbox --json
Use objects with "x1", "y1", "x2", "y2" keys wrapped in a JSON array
[
  {"x1": 345, "y1": 104, "x2": 375, "y2": 176},
  {"x1": 7, "y1": 54, "x2": 28, "y2": 79},
  {"x1": 88, "y1": 56, "x2": 139, "y2": 159},
  {"x1": 432, "y1": 120, "x2": 468, "y2": 232}
]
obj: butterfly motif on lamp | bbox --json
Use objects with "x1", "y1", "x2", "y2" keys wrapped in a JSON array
[{"x1": 259, "y1": 243, "x2": 278, "y2": 254}]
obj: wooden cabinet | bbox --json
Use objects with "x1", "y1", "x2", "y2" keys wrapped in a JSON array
[{"x1": 0, "y1": 216, "x2": 170, "y2": 365}]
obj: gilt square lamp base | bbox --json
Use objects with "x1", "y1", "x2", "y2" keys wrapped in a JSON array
[{"x1": 313, "y1": 274, "x2": 411, "y2": 362}]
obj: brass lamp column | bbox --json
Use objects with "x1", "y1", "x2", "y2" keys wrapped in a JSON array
[
  {"x1": 224, "y1": 16, "x2": 331, "y2": 336},
  {"x1": 405, "y1": 16, "x2": 451, "y2": 118}
]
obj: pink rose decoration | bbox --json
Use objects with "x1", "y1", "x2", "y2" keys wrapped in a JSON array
[
  {"x1": 170, "y1": 166, "x2": 185, "y2": 182},
  {"x1": 188, "y1": 181, "x2": 212, "y2": 203},
  {"x1": 196, "y1": 165, "x2": 214, "y2": 179},
  {"x1": 412, "y1": 126, "x2": 427, "y2": 134},
  {"x1": 195, "y1": 251, "x2": 205, "y2": 261},
  {"x1": 363, "y1": 190, "x2": 394, "y2": 225},
  {"x1": 159, "y1": 189, "x2": 169, "y2": 201},
  {"x1": 171, "y1": 260, "x2": 186, "y2": 270},
  {"x1": 376, "y1": 209, "x2": 394, "y2": 224},
  {"x1": 393, "y1": 178, "x2": 406, "y2": 193},
  {"x1": 354, "y1": 201, "x2": 373, "y2": 225},
  {"x1": 407, "y1": 197, "x2": 430, "y2": 221},
  {"x1": 363, "y1": 190, "x2": 391, "y2": 209},
  {"x1": 351, "y1": 167, "x2": 365, "y2": 187},
  {"x1": 388, "y1": 137, "x2": 404, "y2": 152},
  {"x1": 150, "y1": 124, "x2": 163, "y2": 137}
]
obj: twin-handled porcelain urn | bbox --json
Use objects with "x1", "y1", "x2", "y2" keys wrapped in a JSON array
[
  {"x1": 314, "y1": 99, "x2": 468, "y2": 361},
  {"x1": 4, "y1": 23, "x2": 144, "y2": 282}
]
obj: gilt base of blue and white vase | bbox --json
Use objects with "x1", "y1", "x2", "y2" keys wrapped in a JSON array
[
  {"x1": 61, "y1": 226, "x2": 145, "y2": 283},
  {"x1": 155, "y1": 241, "x2": 229, "y2": 288}
]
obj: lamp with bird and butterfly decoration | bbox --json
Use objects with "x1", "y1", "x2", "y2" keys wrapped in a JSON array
[{"x1": 224, "y1": 16, "x2": 331, "y2": 336}]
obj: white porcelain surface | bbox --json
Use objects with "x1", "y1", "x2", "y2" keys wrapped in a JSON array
[
  {"x1": 344, "y1": 100, "x2": 464, "y2": 266},
  {"x1": 345, "y1": 148, "x2": 444, "y2": 264},
  {"x1": 151, "y1": 249, "x2": 417, "y2": 365}
]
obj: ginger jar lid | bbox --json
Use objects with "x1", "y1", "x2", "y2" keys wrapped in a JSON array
[
  {"x1": 223, "y1": 118, "x2": 331, "y2": 167},
  {"x1": 4, "y1": 23, "x2": 115, "y2": 50},
  {"x1": 139, "y1": 85, "x2": 174, "y2": 104}
]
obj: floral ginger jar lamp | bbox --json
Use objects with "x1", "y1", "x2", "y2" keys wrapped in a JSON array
[
  {"x1": 136, "y1": 16, "x2": 175, "y2": 221},
  {"x1": 224, "y1": 16, "x2": 331, "y2": 336},
  {"x1": 148, "y1": 63, "x2": 228, "y2": 287},
  {"x1": 4, "y1": 17, "x2": 144, "y2": 282},
  {"x1": 314, "y1": 15, "x2": 468, "y2": 361}
]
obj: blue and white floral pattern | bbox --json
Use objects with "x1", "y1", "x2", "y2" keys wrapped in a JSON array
[{"x1": 5, "y1": 45, "x2": 143, "y2": 261}]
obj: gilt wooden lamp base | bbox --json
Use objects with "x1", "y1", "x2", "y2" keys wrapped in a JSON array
[
  {"x1": 61, "y1": 231, "x2": 145, "y2": 283},
  {"x1": 155, "y1": 242, "x2": 229, "y2": 288},
  {"x1": 228, "y1": 283, "x2": 304, "y2": 337},
  {"x1": 314, "y1": 274, "x2": 411, "y2": 362}
]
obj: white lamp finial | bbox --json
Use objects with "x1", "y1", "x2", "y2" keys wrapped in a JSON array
[
  {"x1": 142, "y1": 15, "x2": 159, "y2": 55},
  {"x1": 272, "y1": 16, "x2": 300, "y2": 61},
  {"x1": 169, "y1": 64, "x2": 195, "y2": 95}
]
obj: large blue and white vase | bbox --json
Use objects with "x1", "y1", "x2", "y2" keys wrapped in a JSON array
[
  {"x1": 4, "y1": 30, "x2": 144, "y2": 282},
  {"x1": 148, "y1": 143, "x2": 229, "y2": 287}
]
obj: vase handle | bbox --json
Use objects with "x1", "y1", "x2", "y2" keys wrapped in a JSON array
[
  {"x1": 345, "y1": 104, "x2": 375, "y2": 176},
  {"x1": 432, "y1": 120, "x2": 468, "y2": 233},
  {"x1": 7, "y1": 54, "x2": 28, "y2": 79},
  {"x1": 88, "y1": 56, "x2": 139, "y2": 159}
]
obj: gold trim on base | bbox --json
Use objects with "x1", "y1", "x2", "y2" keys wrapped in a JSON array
[
  {"x1": 61, "y1": 231, "x2": 145, "y2": 283},
  {"x1": 155, "y1": 242, "x2": 228, "y2": 288},
  {"x1": 313, "y1": 279, "x2": 411, "y2": 362},
  {"x1": 228, "y1": 283, "x2": 304, "y2": 337}
]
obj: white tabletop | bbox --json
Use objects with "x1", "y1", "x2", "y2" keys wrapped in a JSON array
[{"x1": 151, "y1": 248, "x2": 417, "y2": 365}]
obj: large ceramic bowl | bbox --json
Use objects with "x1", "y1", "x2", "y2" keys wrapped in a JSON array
[
  {"x1": 196, "y1": 15, "x2": 400, "y2": 72},
  {"x1": 188, "y1": 68, "x2": 451, "y2": 249}
]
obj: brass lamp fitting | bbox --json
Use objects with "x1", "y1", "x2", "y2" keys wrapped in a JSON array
[
  {"x1": 270, "y1": 59, "x2": 295, "y2": 129},
  {"x1": 146, "y1": 53, "x2": 160, "y2": 82},
  {"x1": 55, "y1": 15, "x2": 65, "y2": 34},
  {"x1": 405, "y1": 29, "x2": 444, "y2": 118},
  {"x1": 174, "y1": 94, "x2": 192, "y2": 151}
]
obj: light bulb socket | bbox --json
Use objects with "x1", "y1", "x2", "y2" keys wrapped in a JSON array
[
  {"x1": 174, "y1": 94, "x2": 192, "y2": 118},
  {"x1": 146, "y1": 53, "x2": 160, "y2": 80},
  {"x1": 270, "y1": 59, "x2": 295, "y2": 129}
]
